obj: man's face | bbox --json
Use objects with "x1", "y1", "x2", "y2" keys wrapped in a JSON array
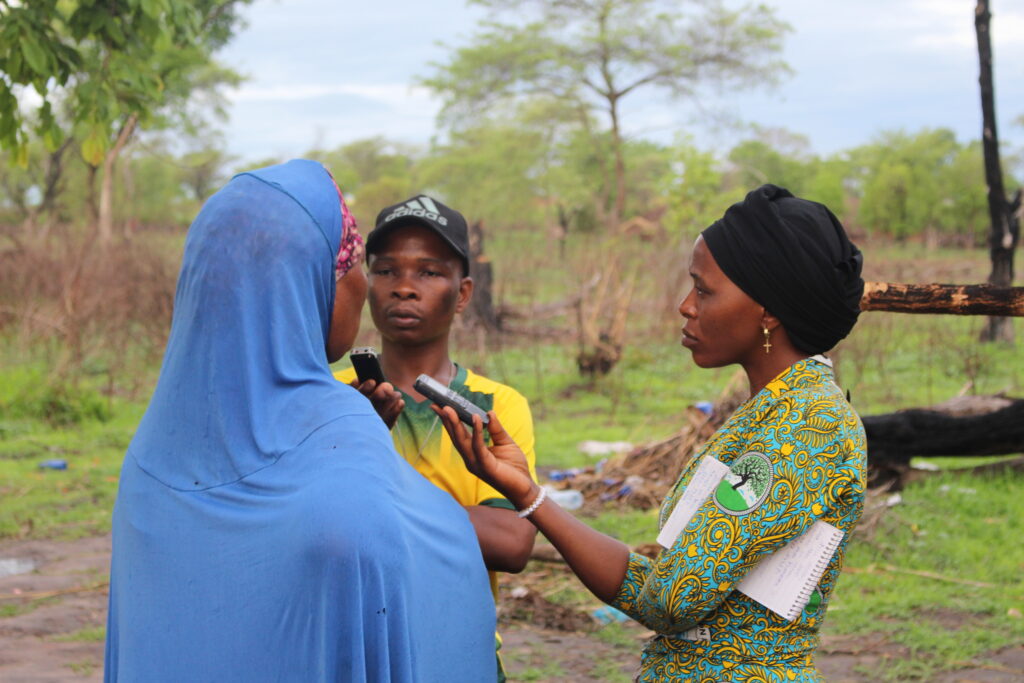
[{"x1": 366, "y1": 224, "x2": 472, "y2": 347}]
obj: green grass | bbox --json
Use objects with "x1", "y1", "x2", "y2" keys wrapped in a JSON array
[
  {"x1": 0, "y1": 596, "x2": 60, "y2": 618},
  {"x1": 587, "y1": 508, "x2": 661, "y2": 547},
  {"x1": 559, "y1": 469, "x2": 1024, "y2": 681},
  {"x1": 587, "y1": 655, "x2": 634, "y2": 683},
  {"x1": 592, "y1": 621, "x2": 639, "y2": 648},
  {"x1": 51, "y1": 626, "x2": 106, "y2": 643},
  {"x1": 824, "y1": 469, "x2": 1024, "y2": 680},
  {"x1": 0, "y1": 364, "x2": 144, "y2": 540},
  {"x1": 837, "y1": 313, "x2": 1021, "y2": 411},
  {"x1": 513, "y1": 662, "x2": 569, "y2": 681},
  {"x1": 0, "y1": 603, "x2": 22, "y2": 618},
  {"x1": 66, "y1": 659, "x2": 98, "y2": 676}
]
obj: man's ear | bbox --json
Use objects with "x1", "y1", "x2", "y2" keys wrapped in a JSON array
[{"x1": 455, "y1": 276, "x2": 474, "y2": 314}]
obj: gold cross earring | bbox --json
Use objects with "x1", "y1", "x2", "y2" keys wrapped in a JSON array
[{"x1": 762, "y1": 326, "x2": 772, "y2": 354}]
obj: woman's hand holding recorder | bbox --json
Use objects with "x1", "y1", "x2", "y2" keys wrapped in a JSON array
[
  {"x1": 436, "y1": 406, "x2": 631, "y2": 601},
  {"x1": 432, "y1": 408, "x2": 538, "y2": 511}
]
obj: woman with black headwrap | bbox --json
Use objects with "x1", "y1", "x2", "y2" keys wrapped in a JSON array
[{"x1": 433, "y1": 185, "x2": 867, "y2": 682}]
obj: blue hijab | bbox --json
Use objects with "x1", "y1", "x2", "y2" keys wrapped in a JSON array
[{"x1": 105, "y1": 160, "x2": 496, "y2": 682}]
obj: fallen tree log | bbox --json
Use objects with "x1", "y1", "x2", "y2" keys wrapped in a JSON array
[
  {"x1": 864, "y1": 396, "x2": 1024, "y2": 488},
  {"x1": 861, "y1": 282, "x2": 1024, "y2": 316},
  {"x1": 496, "y1": 281, "x2": 1024, "y2": 339}
]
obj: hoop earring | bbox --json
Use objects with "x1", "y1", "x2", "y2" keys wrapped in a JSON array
[{"x1": 762, "y1": 326, "x2": 772, "y2": 354}]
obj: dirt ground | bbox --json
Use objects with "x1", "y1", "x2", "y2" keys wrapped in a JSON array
[{"x1": 1, "y1": 535, "x2": 1022, "y2": 682}]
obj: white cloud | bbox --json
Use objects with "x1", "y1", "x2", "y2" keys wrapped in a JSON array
[
  {"x1": 906, "y1": 0, "x2": 1024, "y2": 51},
  {"x1": 215, "y1": 0, "x2": 1024, "y2": 162},
  {"x1": 15, "y1": 84, "x2": 43, "y2": 111},
  {"x1": 229, "y1": 83, "x2": 437, "y2": 107}
]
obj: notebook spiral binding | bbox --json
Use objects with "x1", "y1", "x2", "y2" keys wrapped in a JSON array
[{"x1": 787, "y1": 532, "x2": 843, "y2": 621}]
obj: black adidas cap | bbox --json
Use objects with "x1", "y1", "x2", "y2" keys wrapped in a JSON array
[{"x1": 367, "y1": 195, "x2": 470, "y2": 273}]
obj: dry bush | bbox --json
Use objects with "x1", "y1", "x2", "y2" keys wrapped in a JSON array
[
  {"x1": 574, "y1": 243, "x2": 637, "y2": 377},
  {"x1": 572, "y1": 232, "x2": 691, "y2": 374},
  {"x1": 488, "y1": 225, "x2": 692, "y2": 376},
  {"x1": 0, "y1": 236, "x2": 176, "y2": 385},
  {"x1": 566, "y1": 370, "x2": 747, "y2": 511}
]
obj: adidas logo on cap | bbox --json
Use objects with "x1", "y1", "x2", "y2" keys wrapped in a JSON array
[
  {"x1": 383, "y1": 196, "x2": 448, "y2": 226},
  {"x1": 369, "y1": 193, "x2": 470, "y2": 273}
]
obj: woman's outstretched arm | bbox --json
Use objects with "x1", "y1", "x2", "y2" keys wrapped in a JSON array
[{"x1": 434, "y1": 407, "x2": 630, "y2": 603}]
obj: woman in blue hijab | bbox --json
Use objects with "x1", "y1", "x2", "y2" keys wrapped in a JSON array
[{"x1": 104, "y1": 160, "x2": 496, "y2": 682}]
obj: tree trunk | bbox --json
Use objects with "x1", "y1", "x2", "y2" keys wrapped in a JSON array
[
  {"x1": 23, "y1": 138, "x2": 72, "y2": 243},
  {"x1": 572, "y1": 102, "x2": 611, "y2": 229},
  {"x1": 595, "y1": 5, "x2": 625, "y2": 228},
  {"x1": 120, "y1": 151, "x2": 138, "y2": 238},
  {"x1": 85, "y1": 164, "x2": 99, "y2": 229},
  {"x1": 975, "y1": 0, "x2": 1019, "y2": 342},
  {"x1": 608, "y1": 96, "x2": 626, "y2": 227},
  {"x1": 462, "y1": 220, "x2": 500, "y2": 332},
  {"x1": 555, "y1": 203, "x2": 571, "y2": 260},
  {"x1": 97, "y1": 114, "x2": 138, "y2": 245}
]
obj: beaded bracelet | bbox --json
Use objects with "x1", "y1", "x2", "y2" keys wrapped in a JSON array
[{"x1": 516, "y1": 486, "x2": 547, "y2": 519}]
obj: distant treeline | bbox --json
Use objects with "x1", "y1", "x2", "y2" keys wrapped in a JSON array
[{"x1": 0, "y1": 124, "x2": 1019, "y2": 247}]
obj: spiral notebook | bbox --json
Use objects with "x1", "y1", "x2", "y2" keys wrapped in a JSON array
[
  {"x1": 657, "y1": 456, "x2": 844, "y2": 621},
  {"x1": 735, "y1": 519, "x2": 843, "y2": 621}
]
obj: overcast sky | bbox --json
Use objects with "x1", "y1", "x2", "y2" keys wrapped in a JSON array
[{"x1": 216, "y1": 0, "x2": 1024, "y2": 163}]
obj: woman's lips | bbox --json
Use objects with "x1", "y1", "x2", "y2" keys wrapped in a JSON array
[{"x1": 681, "y1": 329, "x2": 698, "y2": 347}]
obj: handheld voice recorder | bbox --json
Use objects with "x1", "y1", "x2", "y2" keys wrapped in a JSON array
[
  {"x1": 349, "y1": 347, "x2": 386, "y2": 385},
  {"x1": 413, "y1": 374, "x2": 490, "y2": 426}
]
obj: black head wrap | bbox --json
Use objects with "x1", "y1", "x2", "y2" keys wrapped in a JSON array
[{"x1": 701, "y1": 184, "x2": 864, "y2": 355}]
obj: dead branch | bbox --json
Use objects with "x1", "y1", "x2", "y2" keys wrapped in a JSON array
[
  {"x1": 842, "y1": 564, "x2": 997, "y2": 589},
  {"x1": 861, "y1": 281, "x2": 1024, "y2": 316},
  {"x1": 0, "y1": 581, "x2": 109, "y2": 602}
]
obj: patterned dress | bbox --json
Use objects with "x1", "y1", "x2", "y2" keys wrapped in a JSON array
[{"x1": 610, "y1": 357, "x2": 867, "y2": 682}]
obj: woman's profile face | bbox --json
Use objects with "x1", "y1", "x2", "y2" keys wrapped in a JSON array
[
  {"x1": 326, "y1": 265, "x2": 368, "y2": 363},
  {"x1": 678, "y1": 236, "x2": 764, "y2": 369}
]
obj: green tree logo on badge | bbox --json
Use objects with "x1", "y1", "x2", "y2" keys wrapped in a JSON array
[{"x1": 714, "y1": 452, "x2": 773, "y2": 515}]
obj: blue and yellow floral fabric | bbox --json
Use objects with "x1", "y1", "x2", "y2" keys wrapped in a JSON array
[{"x1": 611, "y1": 357, "x2": 866, "y2": 682}]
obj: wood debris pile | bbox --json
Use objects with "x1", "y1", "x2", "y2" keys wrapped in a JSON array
[{"x1": 557, "y1": 371, "x2": 748, "y2": 512}]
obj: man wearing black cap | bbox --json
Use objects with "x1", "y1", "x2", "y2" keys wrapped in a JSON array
[{"x1": 335, "y1": 195, "x2": 538, "y2": 682}]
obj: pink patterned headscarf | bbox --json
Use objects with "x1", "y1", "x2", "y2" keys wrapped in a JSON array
[{"x1": 329, "y1": 174, "x2": 364, "y2": 281}]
